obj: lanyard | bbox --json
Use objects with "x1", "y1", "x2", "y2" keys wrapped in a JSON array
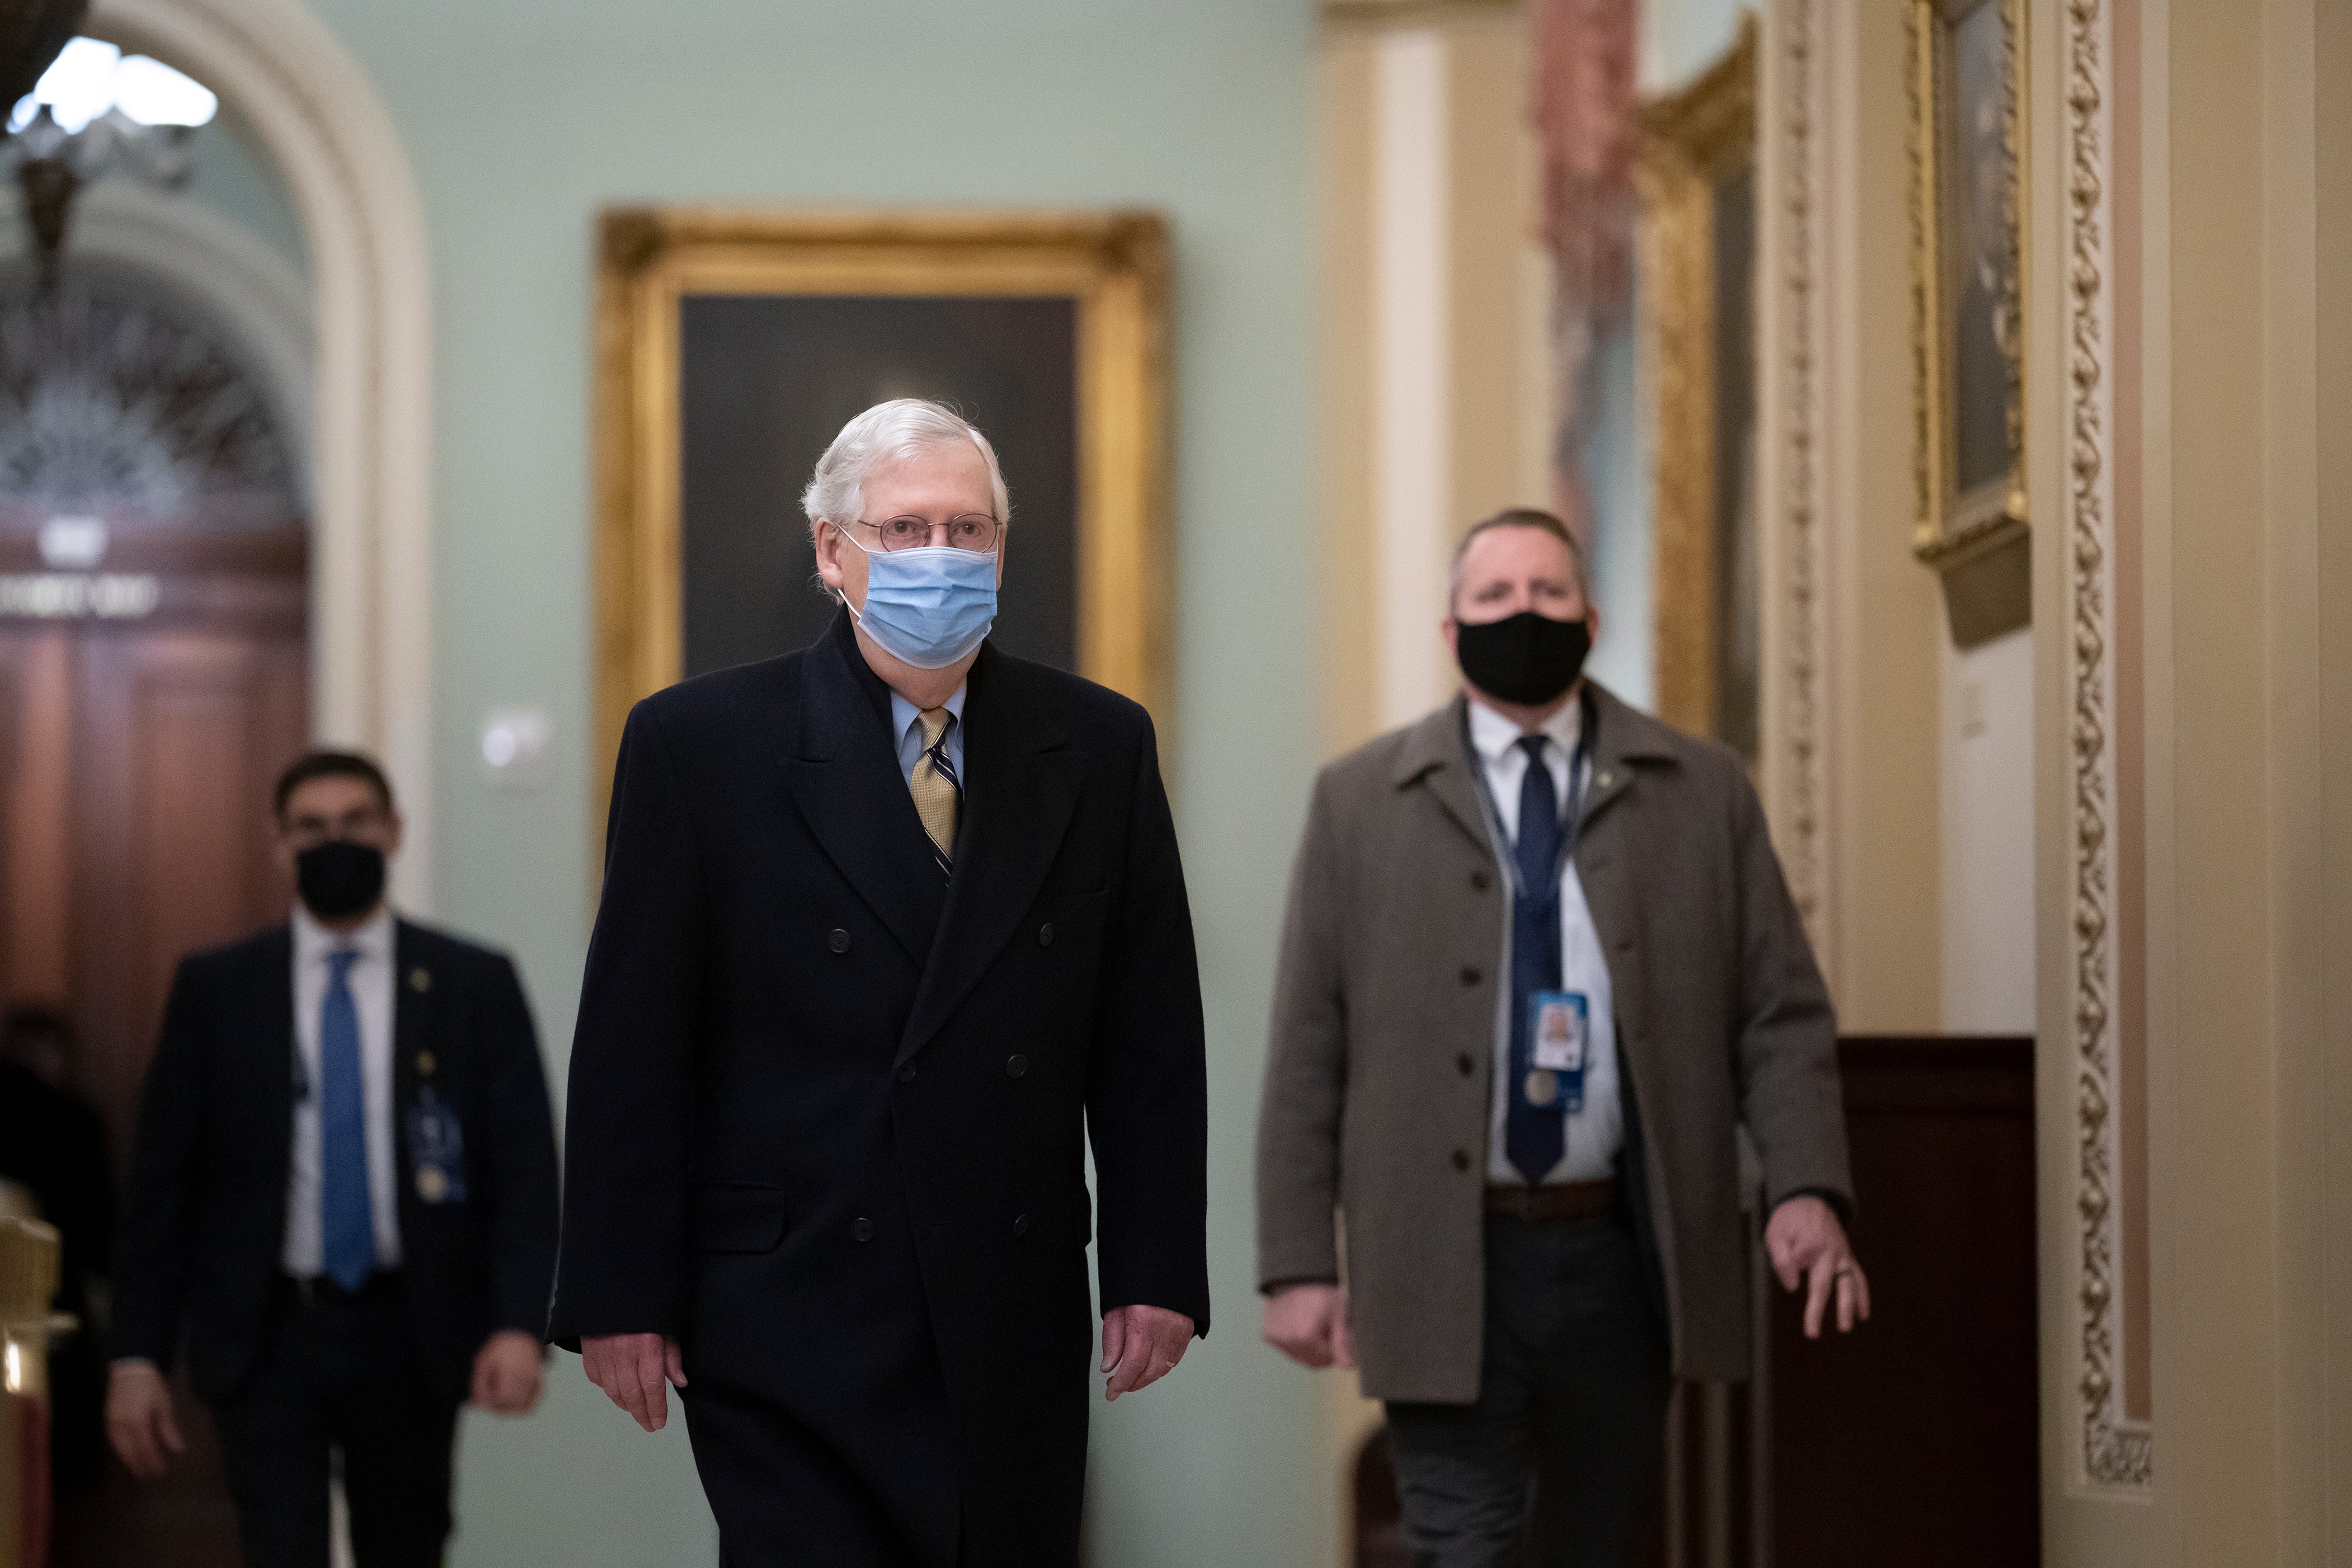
[{"x1": 1460, "y1": 692, "x2": 1597, "y2": 903}]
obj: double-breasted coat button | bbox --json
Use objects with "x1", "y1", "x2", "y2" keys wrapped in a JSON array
[
  {"x1": 1012, "y1": 1214, "x2": 1031, "y2": 1238},
  {"x1": 1450, "y1": 1150, "x2": 1471, "y2": 1173},
  {"x1": 1459, "y1": 965, "x2": 1481, "y2": 987},
  {"x1": 896, "y1": 1063, "x2": 917, "y2": 1083},
  {"x1": 1469, "y1": 869, "x2": 1491, "y2": 892},
  {"x1": 1456, "y1": 1053, "x2": 1475, "y2": 1076},
  {"x1": 1006, "y1": 1054, "x2": 1029, "y2": 1079},
  {"x1": 851, "y1": 1217, "x2": 876, "y2": 1242},
  {"x1": 828, "y1": 928, "x2": 851, "y2": 954},
  {"x1": 1038, "y1": 923, "x2": 1056, "y2": 948}
]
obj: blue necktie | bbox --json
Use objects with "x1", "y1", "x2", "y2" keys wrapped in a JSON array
[
  {"x1": 1506, "y1": 736, "x2": 1565, "y2": 1184},
  {"x1": 319, "y1": 949, "x2": 375, "y2": 1290}
]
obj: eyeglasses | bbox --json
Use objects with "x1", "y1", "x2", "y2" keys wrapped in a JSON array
[{"x1": 844, "y1": 514, "x2": 1002, "y2": 553}]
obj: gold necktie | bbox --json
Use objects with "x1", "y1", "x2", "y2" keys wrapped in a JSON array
[{"x1": 910, "y1": 707, "x2": 960, "y2": 871}]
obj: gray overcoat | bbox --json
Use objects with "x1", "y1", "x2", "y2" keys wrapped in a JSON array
[{"x1": 1254, "y1": 685, "x2": 1851, "y2": 1400}]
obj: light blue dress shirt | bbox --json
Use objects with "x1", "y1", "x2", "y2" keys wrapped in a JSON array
[{"x1": 889, "y1": 683, "x2": 967, "y2": 789}]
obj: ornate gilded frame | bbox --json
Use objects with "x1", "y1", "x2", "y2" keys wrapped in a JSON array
[
  {"x1": 1636, "y1": 15, "x2": 1757, "y2": 744},
  {"x1": 1908, "y1": 0, "x2": 2029, "y2": 647},
  {"x1": 592, "y1": 207, "x2": 1172, "y2": 842}
]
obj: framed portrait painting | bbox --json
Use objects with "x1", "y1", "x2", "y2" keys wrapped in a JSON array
[
  {"x1": 1637, "y1": 15, "x2": 1759, "y2": 760},
  {"x1": 592, "y1": 207, "x2": 1172, "y2": 844},
  {"x1": 1909, "y1": 0, "x2": 2029, "y2": 647}
]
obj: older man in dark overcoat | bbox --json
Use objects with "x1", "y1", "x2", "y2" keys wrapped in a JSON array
[{"x1": 550, "y1": 399, "x2": 1208, "y2": 1568}]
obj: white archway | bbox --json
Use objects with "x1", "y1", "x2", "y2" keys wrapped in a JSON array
[{"x1": 88, "y1": 0, "x2": 435, "y2": 908}]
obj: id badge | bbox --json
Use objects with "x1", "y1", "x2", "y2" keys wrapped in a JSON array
[
  {"x1": 1523, "y1": 990, "x2": 1588, "y2": 1112},
  {"x1": 406, "y1": 1089, "x2": 468, "y2": 1205}
]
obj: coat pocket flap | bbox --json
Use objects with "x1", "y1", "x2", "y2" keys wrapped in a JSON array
[{"x1": 687, "y1": 1183, "x2": 788, "y2": 1254}]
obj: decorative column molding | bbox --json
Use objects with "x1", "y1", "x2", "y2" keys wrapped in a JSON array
[
  {"x1": 1759, "y1": 0, "x2": 1835, "y2": 980},
  {"x1": 1369, "y1": 25, "x2": 1454, "y2": 731},
  {"x1": 2059, "y1": 0, "x2": 2147, "y2": 1492}
]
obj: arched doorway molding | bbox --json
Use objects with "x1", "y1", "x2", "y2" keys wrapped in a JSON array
[
  {"x1": 87, "y1": 0, "x2": 435, "y2": 908},
  {"x1": 0, "y1": 182, "x2": 317, "y2": 491}
]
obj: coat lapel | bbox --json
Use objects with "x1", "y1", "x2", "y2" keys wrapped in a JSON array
[
  {"x1": 778, "y1": 615, "x2": 950, "y2": 967},
  {"x1": 391, "y1": 922, "x2": 433, "y2": 1204},
  {"x1": 1575, "y1": 682, "x2": 1678, "y2": 840},
  {"x1": 1389, "y1": 697, "x2": 1491, "y2": 857},
  {"x1": 896, "y1": 645, "x2": 1085, "y2": 1067}
]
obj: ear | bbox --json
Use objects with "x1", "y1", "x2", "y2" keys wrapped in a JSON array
[
  {"x1": 1584, "y1": 605, "x2": 1602, "y2": 647},
  {"x1": 1442, "y1": 617, "x2": 1459, "y2": 662},
  {"x1": 384, "y1": 809, "x2": 407, "y2": 860},
  {"x1": 813, "y1": 520, "x2": 846, "y2": 593}
]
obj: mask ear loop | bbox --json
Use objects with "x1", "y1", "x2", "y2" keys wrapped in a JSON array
[{"x1": 828, "y1": 518, "x2": 870, "y2": 622}]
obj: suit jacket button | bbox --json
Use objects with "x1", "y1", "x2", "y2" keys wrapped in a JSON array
[
  {"x1": 1006, "y1": 1054, "x2": 1029, "y2": 1079},
  {"x1": 896, "y1": 1064, "x2": 917, "y2": 1083},
  {"x1": 1451, "y1": 1149, "x2": 1471, "y2": 1173},
  {"x1": 1469, "y1": 869, "x2": 1491, "y2": 892},
  {"x1": 1012, "y1": 1214, "x2": 1031, "y2": 1238},
  {"x1": 1456, "y1": 1053, "x2": 1475, "y2": 1076},
  {"x1": 1459, "y1": 965, "x2": 1481, "y2": 987},
  {"x1": 829, "y1": 928, "x2": 851, "y2": 954},
  {"x1": 851, "y1": 1217, "x2": 875, "y2": 1242},
  {"x1": 1038, "y1": 922, "x2": 1055, "y2": 948}
]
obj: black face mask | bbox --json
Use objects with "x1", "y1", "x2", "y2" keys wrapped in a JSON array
[
  {"x1": 1454, "y1": 610, "x2": 1593, "y2": 706},
  {"x1": 296, "y1": 840, "x2": 386, "y2": 921}
]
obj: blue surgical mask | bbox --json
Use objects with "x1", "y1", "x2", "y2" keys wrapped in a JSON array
[{"x1": 840, "y1": 534, "x2": 999, "y2": 669}]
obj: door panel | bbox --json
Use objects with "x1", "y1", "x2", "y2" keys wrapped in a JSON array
[{"x1": 73, "y1": 628, "x2": 306, "y2": 1160}]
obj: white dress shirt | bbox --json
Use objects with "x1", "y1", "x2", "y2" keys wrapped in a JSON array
[
  {"x1": 890, "y1": 682, "x2": 968, "y2": 789},
  {"x1": 1467, "y1": 695, "x2": 1624, "y2": 1185},
  {"x1": 284, "y1": 903, "x2": 403, "y2": 1275}
]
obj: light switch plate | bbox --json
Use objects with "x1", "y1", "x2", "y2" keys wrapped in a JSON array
[{"x1": 479, "y1": 708, "x2": 552, "y2": 791}]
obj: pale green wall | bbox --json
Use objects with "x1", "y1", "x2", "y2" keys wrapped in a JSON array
[
  {"x1": 298, "y1": 2, "x2": 1325, "y2": 1564},
  {"x1": 183, "y1": 100, "x2": 306, "y2": 277}
]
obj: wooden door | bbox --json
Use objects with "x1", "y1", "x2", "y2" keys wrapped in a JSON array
[{"x1": 0, "y1": 521, "x2": 307, "y2": 1568}]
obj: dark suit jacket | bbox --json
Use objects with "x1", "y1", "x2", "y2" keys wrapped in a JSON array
[
  {"x1": 112, "y1": 919, "x2": 560, "y2": 1405},
  {"x1": 548, "y1": 611, "x2": 1209, "y2": 1567}
]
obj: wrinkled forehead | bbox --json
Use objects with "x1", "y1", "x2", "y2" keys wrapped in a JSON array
[{"x1": 864, "y1": 440, "x2": 999, "y2": 512}]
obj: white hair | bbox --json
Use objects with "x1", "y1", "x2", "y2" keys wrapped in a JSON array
[{"x1": 800, "y1": 398, "x2": 1011, "y2": 537}]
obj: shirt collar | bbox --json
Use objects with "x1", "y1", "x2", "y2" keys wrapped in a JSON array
[
  {"x1": 890, "y1": 682, "x2": 967, "y2": 750},
  {"x1": 1465, "y1": 688, "x2": 1583, "y2": 767},
  {"x1": 292, "y1": 900, "x2": 395, "y2": 964}
]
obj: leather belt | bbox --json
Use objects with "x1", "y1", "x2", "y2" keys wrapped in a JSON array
[{"x1": 1484, "y1": 1179, "x2": 1617, "y2": 1224}]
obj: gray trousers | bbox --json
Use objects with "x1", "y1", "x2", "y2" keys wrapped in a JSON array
[{"x1": 1383, "y1": 1213, "x2": 1671, "y2": 1568}]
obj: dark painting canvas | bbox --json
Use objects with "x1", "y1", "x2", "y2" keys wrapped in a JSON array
[{"x1": 677, "y1": 294, "x2": 1079, "y2": 678}]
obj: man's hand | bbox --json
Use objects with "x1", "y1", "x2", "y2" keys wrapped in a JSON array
[
  {"x1": 106, "y1": 1362, "x2": 185, "y2": 1480},
  {"x1": 470, "y1": 1330, "x2": 546, "y2": 1416},
  {"x1": 581, "y1": 1332, "x2": 687, "y2": 1432},
  {"x1": 1261, "y1": 1283, "x2": 1355, "y2": 1371},
  {"x1": 1101, "y1": 1304, "x2": 1194, "y2": 1402},
  {"x1": 1766, "y1": 1194, "x2": 1872, "y2": 1339}
]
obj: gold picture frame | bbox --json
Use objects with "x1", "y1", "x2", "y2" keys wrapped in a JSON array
[
  {"x1": 1908, "y1": 0, "x2": 2029, "y2": 647},
  {"x1": 592, "y1": 207, "x2": 1172, "y2": 844},
  {"x1": 1636, "y1": 14, "x2": 1758, "y2": 754}
]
